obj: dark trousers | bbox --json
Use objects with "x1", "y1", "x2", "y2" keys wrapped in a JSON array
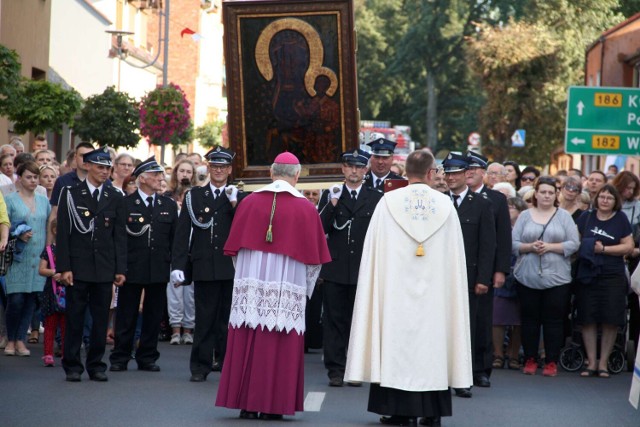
[
  {"x1": 468, "y1": 287, "x2": 494, "y2": 377},
  {"x1": 322, "y1": 281, "x2": 357, "y2": 379},
  {"x1": 190, "y1": 280, "x2": 233, "y2": 376},
  {"x1": 62, "y1": 281, "x2": 111, "y2": 375},
  {"x1": 110, "y1": 282, "x2": 166, "y2": 367},
  {"x1": 517, "y1": 282, "x2": 569, "y2": 363}
]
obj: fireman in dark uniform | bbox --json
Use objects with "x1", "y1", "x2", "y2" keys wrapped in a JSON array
[
  {"x1": 319, "y1": 149, "x2": 384, "y2": 386},
  {"x1": 109, "y1": 156, "x2": 178, "y2": 372},
  {"x1": 171, "y1": 146, "x2": 241, "y2": 382},
  {"x1": 443, "y1": 153, "x2": 496, "y2": 399},
  {"x1": 363, "y1": 138, "x2": 404, "y2": 190},
  {"x1": 57, "y1": 146, "x2": 126, "y2": 382}
]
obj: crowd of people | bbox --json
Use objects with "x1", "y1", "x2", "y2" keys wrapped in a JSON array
[{"x1": 0, "y1": 134, "x2": 638, "y2": 427}]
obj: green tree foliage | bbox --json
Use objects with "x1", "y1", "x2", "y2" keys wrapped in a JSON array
[
  {"x1": 616, "y1": 0, "x2": 640, "y2": 17},
  {"x1": 465, "y1": 0, "x2": 623, "y2": 164},
  {"x1": 73, "y1": 86, "x2": 140, "y2": 149},
  {"x1": 0, "y1": 45, "x2": 22, "y2": 116},
  {"x1": 195, "y1": 119, "x2": 224, "y2": 149},
  {"x1": 8, "y1": 79, "x2": 82, "y2": 135},
  {"x1": 355, "y1": 0, "x2": 523, "y2": 150},
  {"x1": 466, "y1": 21, "x2": 563, "y2": 163},
  {"x1": 355, "y1": 1, "x2": 626, "y2": 164}
]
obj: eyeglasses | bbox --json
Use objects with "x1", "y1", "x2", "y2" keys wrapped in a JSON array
[
  {"x1": 116, "y1": 162, "x2": 134, "y2": 168},
  {"x1": 521, "y1": 176, "x2": 536, "y2": 182},
  {"x1": 597, "y1": 195, "x2": 615, "y2": 202},
  {"x1": 487, "y1": 171, "x2": 505, "y2": 177}
]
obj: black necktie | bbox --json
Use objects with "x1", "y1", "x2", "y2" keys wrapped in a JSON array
[
  {"x1": 214, "y1": 189, "x2": 221, "y2": 199},
  {"x1": 351, "y1": 190, "x2": 357, "y2": 200},
  {"x1": 452, "y1": 194, "x2": 460, "y2": 209},
  {"x1": 376, "y1": 178, "x2": 382, "y2": 188},
  {"x1": 92, "y1": 189, "x2": 99, "y2": 203},
  {"x1": 146, "y1": 196, "x2": 154, "y2": 209}
]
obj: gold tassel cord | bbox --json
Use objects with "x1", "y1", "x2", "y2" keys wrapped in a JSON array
[
  {"x1": 265, "y1": 193, "x2": 277, "y2": 243},
  {"x1": 416, "y1": 243, "x2": 424, "y2": 257}
]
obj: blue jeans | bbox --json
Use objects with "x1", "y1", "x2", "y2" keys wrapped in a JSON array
[{"x1": 5, "y1": 292, "x2": 37, "y2": 341}]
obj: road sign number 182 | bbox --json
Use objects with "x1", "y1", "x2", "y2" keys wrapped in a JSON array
[{"x1": 592, "y1": 135, "x2": 620, "y2": 149}]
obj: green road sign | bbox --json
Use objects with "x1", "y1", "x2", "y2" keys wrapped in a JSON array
[{"x1": 565, "y1": 86, "x2": 640, "y2": 155}]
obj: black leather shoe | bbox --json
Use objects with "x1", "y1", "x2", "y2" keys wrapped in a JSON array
[
  {"x1": 89, "y1": 372, "x2": 108, "y2": 382},
  {"x1": 454, "y1": 387, "x2": 472, "y2": 398},
  {"x1": 329, "y1": 377, "x2": 344, "y2": 387},
  {"x1": 138, "y1": 363, "x2": 161, "y2": 372},
  {"x1": 473, "y1": 375, "x2": 491, "y2": 387},
  {"x1": 346, "y1": 381, "x2": 362, "y2": 387},
  {"x1": 239, "y1": 410, "x2": 258, "y2": 419},
  {"x1": 379, "y1": 416, "x2": 417, "y2": 426},
  {"x1": 419, "y1": 416, "x2": 441, "y2": 427},
  {"x1": 109, "y1": 364, "x2": 127, "y2": 372},
  {"x1": 66, "y1": 372, "x2": 81, "y2": 382},
  {"x1": 259, "y1": 413, "x2": 284, "y2": 421},
  {"x1": 190, "y1": 373, "x2": 207, "y2": 382}
]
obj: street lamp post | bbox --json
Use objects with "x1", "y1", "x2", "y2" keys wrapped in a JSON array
[{"x1": 107, "y1": 0, "x2": 171, "y2": 164}]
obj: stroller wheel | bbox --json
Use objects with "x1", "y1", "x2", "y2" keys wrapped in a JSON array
[
  {"x1": 560, "y1": 346, "x2": 584, "y2": 372},
  {"x1": 626, "y1": 341, "x2": 636, "y2": 373},
  {"x1": 608, "y1": 349, "x2": 625, "y2": 374}
]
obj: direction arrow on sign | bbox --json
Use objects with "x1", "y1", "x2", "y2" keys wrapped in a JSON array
[{"x1": 565, "y1": 86, "x2": 640, "y2": 156}]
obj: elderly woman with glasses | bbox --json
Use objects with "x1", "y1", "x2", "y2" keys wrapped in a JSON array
[
  {"x1": 512, "y1": 176, "x2": 579, "y2": 377},
  {"x1": 111, "y1": 153, "x2": 136, "y2": 194},
  {"x1": 559, "y1": 176, "x2": 585, "y2": 222},
  {"x1": 576, "y1": 184, "x2": 634, "y2": 378}
]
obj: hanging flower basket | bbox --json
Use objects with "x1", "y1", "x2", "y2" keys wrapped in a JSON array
[{"x1": 139, "y1": 83, "x2": 192, "y2": 148}]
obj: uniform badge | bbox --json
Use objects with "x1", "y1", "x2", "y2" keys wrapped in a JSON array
[
  {"x1": 352, "y1": 150, "x2": 359, "y2": 157},
  {"x1": 205, "y1": 207, "x2": 210, "y2": 212},
  {"x1": 139, "y1": 217, "x2": 145, "y2": 223},
  {"x1": 216, "y1": 147, "x2": 221, "y2": 152},
  {"x1": 204, "y1": 190, "x2": 210, "y2": 196},
  {"x1": 157, "y1": 199, "x2": 162, "y2": 205},
  {"x1": 84, "y1": 211, "x2": 90, "y2": 217},
  {"x1": 135, "y1": 199, "x2": 141, "y2": 205}
]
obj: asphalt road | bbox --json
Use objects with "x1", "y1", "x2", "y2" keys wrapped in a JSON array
[{"x1": 2, "y1": 342, "x2": 638, "y2": 427}]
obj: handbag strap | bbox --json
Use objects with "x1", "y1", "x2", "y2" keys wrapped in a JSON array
[
  {"x1": 46, "y1": 245, "x2": 59, "y2": 291},
  {"x1": 537, "y1": 208, "x2": 559, "y2": 241}
]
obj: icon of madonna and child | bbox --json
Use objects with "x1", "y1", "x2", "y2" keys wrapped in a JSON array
[{"x1": 242, "y1": 17, "x2": 344, "y2": 165}]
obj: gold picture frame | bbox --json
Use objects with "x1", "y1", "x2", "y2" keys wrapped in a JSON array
[{"x1": 223, "y1": 0, "x2": 359, "y2": 184}]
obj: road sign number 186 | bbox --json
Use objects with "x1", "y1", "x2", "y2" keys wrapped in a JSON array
[
  {"x1": 593, "y1": 135, "x2": 620, "y2": 149},
  {"x1": 594, "y1": 93, "x2": 622, "y2": 107}
]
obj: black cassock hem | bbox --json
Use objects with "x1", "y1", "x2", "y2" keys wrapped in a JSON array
[{"x1": 367, "y1": 383, "x2": 453, "y2": 418}]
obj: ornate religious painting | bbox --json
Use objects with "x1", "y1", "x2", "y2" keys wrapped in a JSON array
[{"x1": 223, "y1": 0, "x2": 358, "y2": 183}]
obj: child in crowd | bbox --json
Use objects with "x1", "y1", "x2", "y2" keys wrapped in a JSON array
[{"x1": 38, "y1": 219, "x2": 65, "y2": 367}]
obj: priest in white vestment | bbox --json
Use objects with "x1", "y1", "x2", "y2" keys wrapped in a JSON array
[{"x1": 345, "y1": 149, "x2": 472, "y2": 427}]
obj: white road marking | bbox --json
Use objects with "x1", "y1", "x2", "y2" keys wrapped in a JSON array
[{"x1": 304, "y1": 391, "x2": 326, "y2": 412}]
